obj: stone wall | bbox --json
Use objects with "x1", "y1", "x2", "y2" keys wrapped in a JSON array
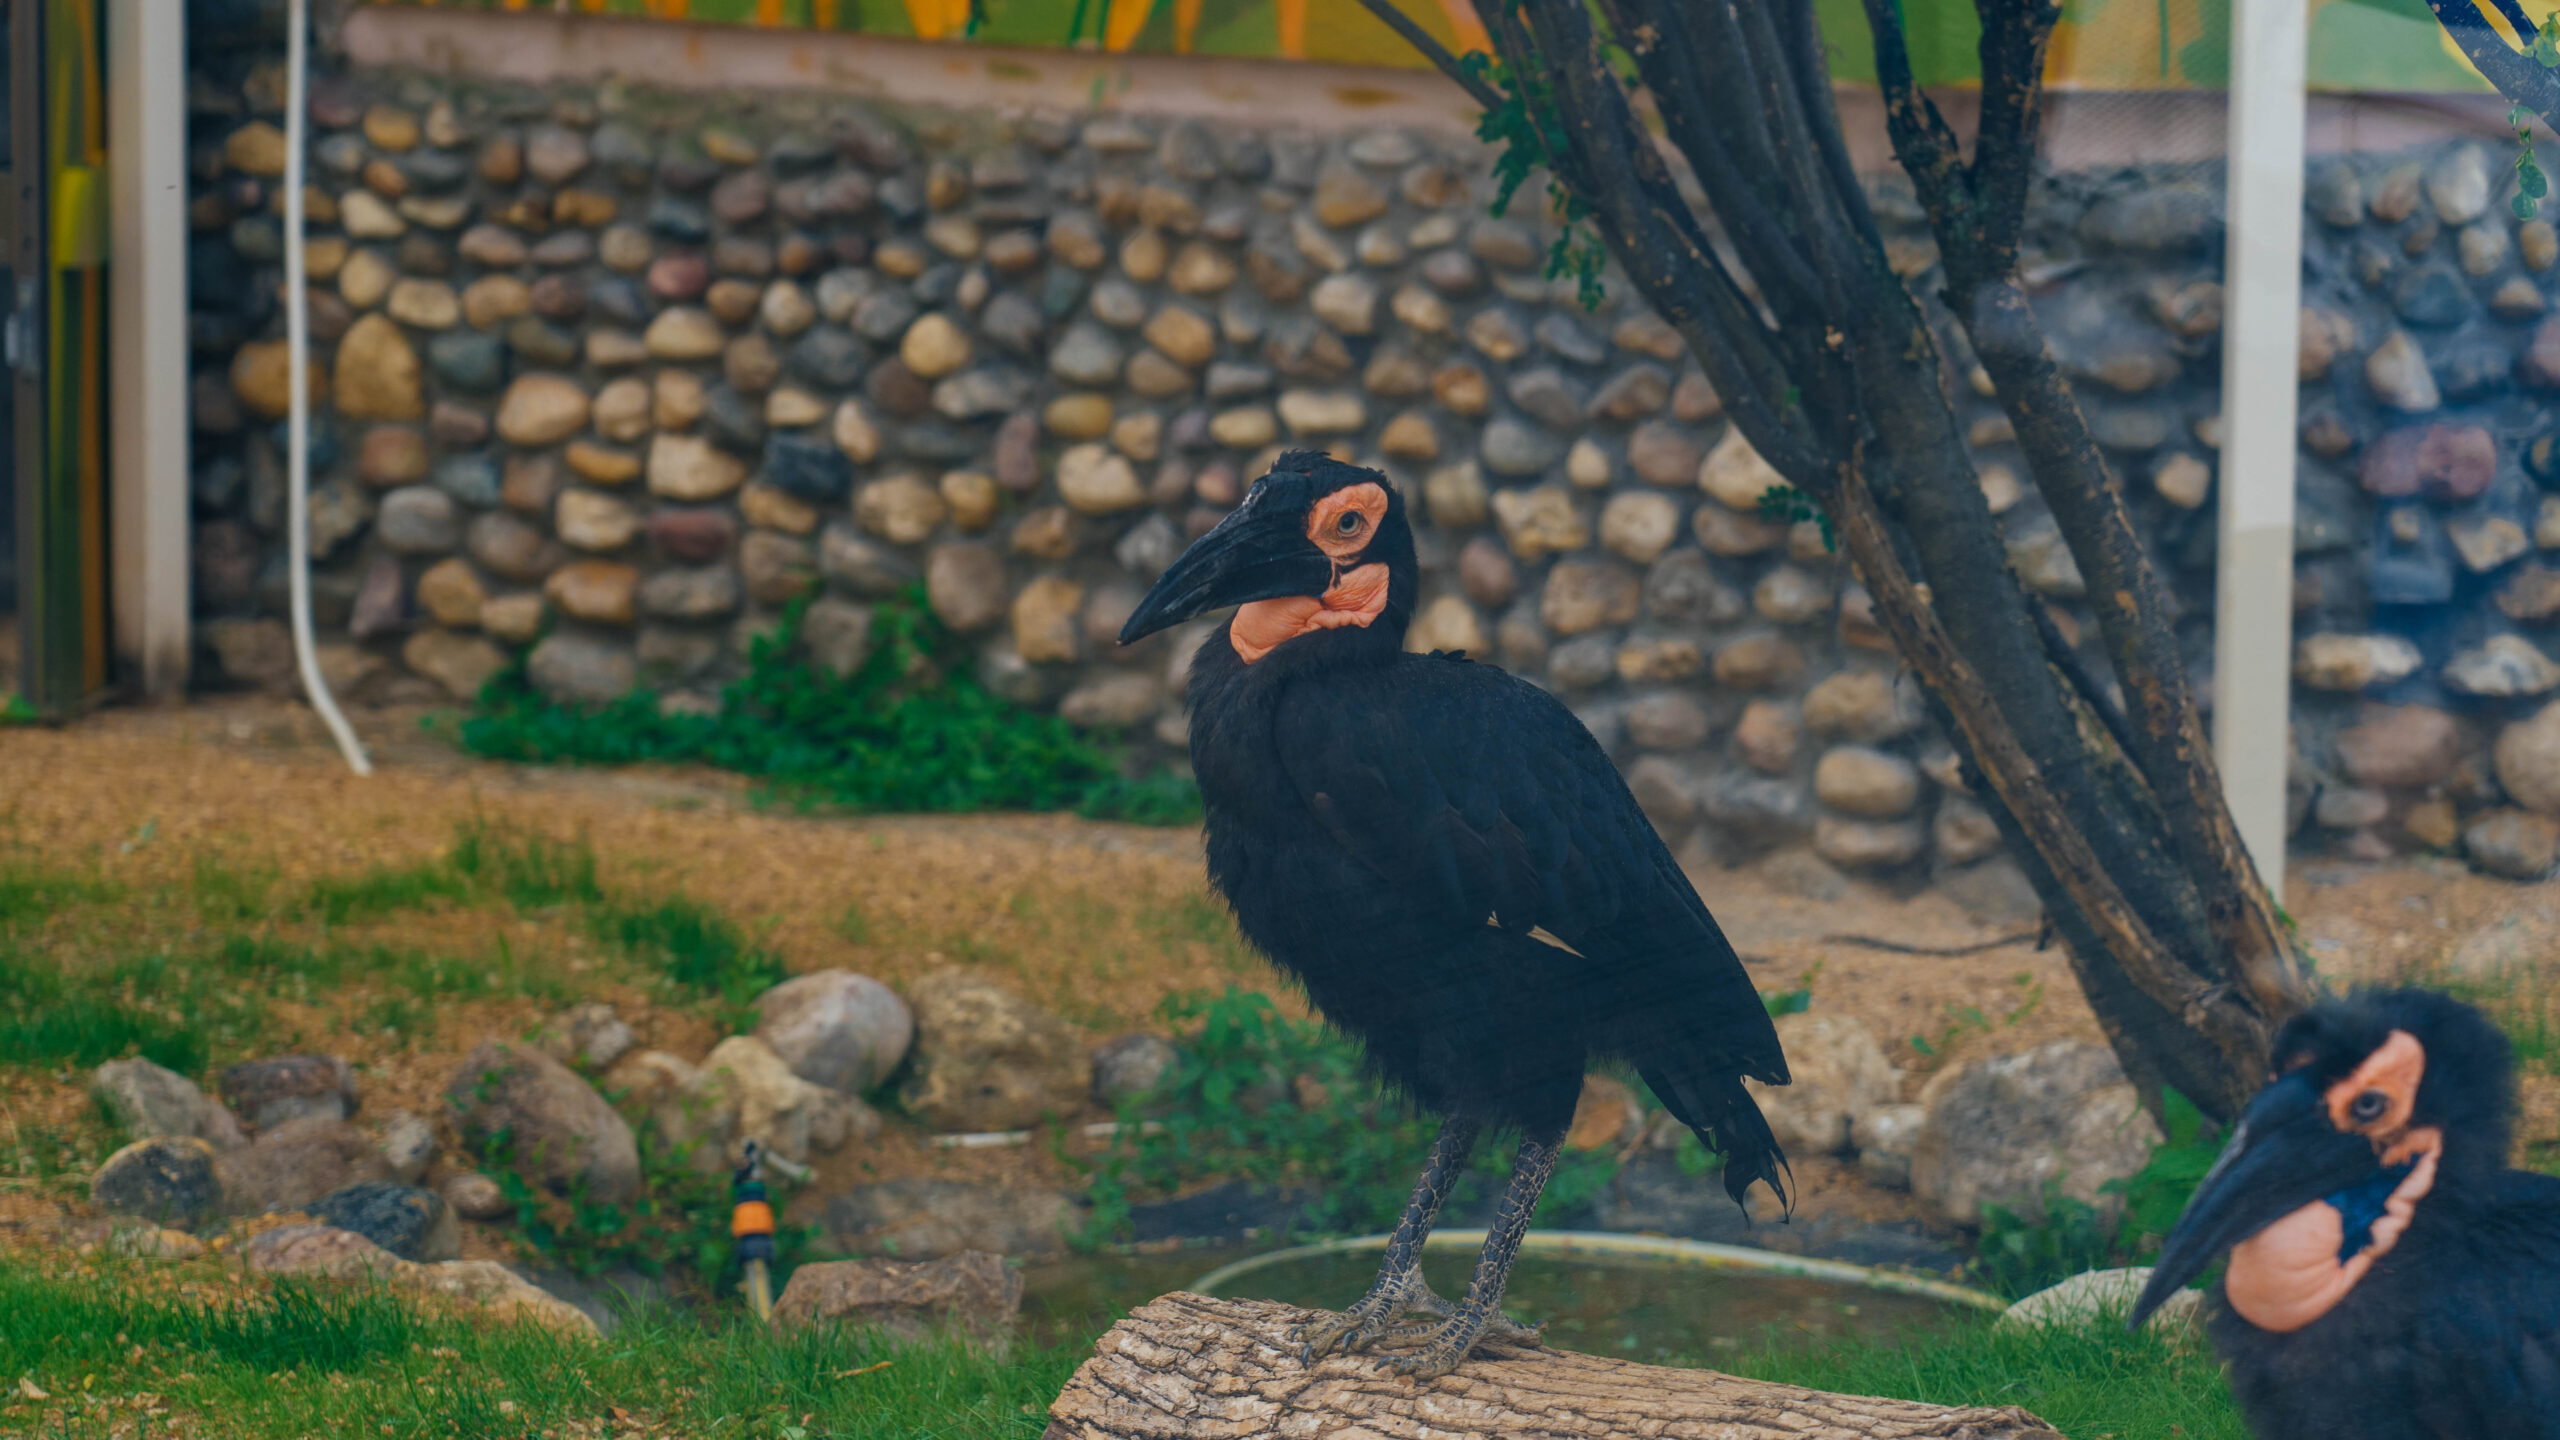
[{"x1": 181, "y1": 48, "x2": 2560, "y2": 889}]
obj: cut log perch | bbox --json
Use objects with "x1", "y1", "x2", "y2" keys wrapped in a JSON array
[{"x1": 1045, "y1": 1293, "x2": 2065, "y2": 1440}]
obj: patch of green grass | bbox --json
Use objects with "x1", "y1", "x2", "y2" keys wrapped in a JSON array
[
  {"x1": 0, "y1": 1261, "x2": 1076, "y2": 1440},
  {"x1": 0, "y1": 950, "x2": 215, "y2": 1074},
  {"x1": 0, "y1": 862, "x2": 117, "y2": 928},
  {"x1": 1077, "y1": 987, "x2": 1619, "y2": 1247},
  {"x1": 455, "y1": 589, "x2": 1199, "y2": 824},
  {"x1": 0, "y1": 924, "x2": 583, "y2": 1076},
  {"x1": 297, "y1": 820, "x2": 604, "y2": 926},
  {"x1": 592, "y1": 894, "x2": 789, "y2": 1025},
  {"x1": 1729, "y1": 1311, "x2": 2243, "y2": 1440},
  {"x1": 191, "y1": 854, "x2": 280, "y2": 924}
]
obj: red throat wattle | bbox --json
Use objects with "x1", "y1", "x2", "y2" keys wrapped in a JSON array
[{"x1": 1231, "y1": 563, "x2": 1390, "y2": 664}]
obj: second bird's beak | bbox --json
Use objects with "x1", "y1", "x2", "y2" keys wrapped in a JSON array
[
  {"x1": 2129, "y1": 1071, "x2": 2381, "y2": 1327},
  {"x1": 1118, "y1": 497, "x2": 1332, "y2": 644}
]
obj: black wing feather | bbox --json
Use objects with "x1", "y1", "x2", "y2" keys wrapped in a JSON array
[{"x1": 1269, "y1": 657, "x2": 1790, "y2": 1105}]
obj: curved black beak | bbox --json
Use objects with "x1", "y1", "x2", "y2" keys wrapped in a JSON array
[
  {"x1": 2129, "y1": 1071, "x2": 2379, "y2": 1327},
  {"x1": 1117, "y1": 495, "x2": 1330, "y2": 645}
]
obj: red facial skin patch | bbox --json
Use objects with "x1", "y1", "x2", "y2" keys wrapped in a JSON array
[
  {"x1": 2226, "y1": 1030, "x2": 2438, "y2": 1333},
  {"x1": 1229, "y1": 483, "x2": 1394, "y2": 664},
  {"x1": 1308, "y1": 483, "x2": 1389, "y2": 562},
  {"x1": 1232, "y1": 563, "x2": 1389, "y2": 664}
]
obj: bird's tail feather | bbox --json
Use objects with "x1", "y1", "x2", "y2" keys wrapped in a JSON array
[{"x1": 1641, "y1": 1063, "x2": 1792, "y2": 1218}]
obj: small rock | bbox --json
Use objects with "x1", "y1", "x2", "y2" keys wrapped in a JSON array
[
  {"x1": 92, "y1": 1137, "x2": 222, "y2": 1229},
  {"x1": 214, "y1": 1117, "x2": 395, "y2": 1214},
  {"x1": 2337, "y1": 704, "x2": 2464, "y2": 788},
  {"x1": 1813, "y1": 816, "x2": 1927, "y2": 869},
  {"x1": 382, "y1": 1112, "x2": 436, "y2": 1186},
  {"x1": 1815, "y1": 746, "x2": 1921, "y2": 818},
  {"x1": 2293, "y1": 633, "x2": 2424, "y2": 691},
  {"x1": 899, "y1": 313, "x2": 971, "y2": 378},
  {"x1": 753, "y1": 971, "x2": 916, "y2": 1095},
  {"x1": 445, "y1": 1041, "x2": 639, "y2": 1204},
  {"x1": 94, "y1": 1059, "x2": 246, "y2": 1152},
  {"x1": 2427, "y1": 144, "x2": 2491, "y2": 225},
  {"x1": 1057, "y1": 443, "x2": 1148, "y2": 514},
  {"x1": 307, "y1": 1181, "x2": 460, "y2": 1262},
  {"x1": 1910, "y1": 1041, "x2": 2164, "y2": 1227},
  {"x1": 1853, "y1": 1104, "x2": 1926, "y2": 1190},
  {"x1": 772, "y1": 1251, "x2": 1021, "y2": 1341},
  {"x1": 1091, "y1": 1034, "x2": 1180, "y2": 1105},
  {"x1": 2467, "y1": 808, "x2": 2560, "y2": 880},
  {"x1": 534, "y1": 1003, "x2": 637, "y2": 1072},
  {"x1": 2360, "y1": 424, "x2": 2496, "y2": 501},
  {"x1": 1744, "y1": 1012, "x2": 1898, "y2": 1155},
  {"x1": 220, "y1": 1055, "x2": 358, "y2": 1131},
  {"x1": 896, "y1": 968, "x2": 1093, "y2": 1132},
  {"x1": 657, "y1": 1036, "x2": 878, "y2": 1172},
  {"x1": 2447, "y1": 634, "x2": 2560, "y2": 697},
  {"x1": 495, "y1": 374, "x2": 591, "y2": 447},
  {"x1": 442, "y1": 1171, "x2": 511, "y2": 1222},
  {"x1": 2365, "y1": 330, "x2": 2440, "y2": 412},
  {"x1": 1999, "y1": 1267, "x2": 2201, "y2": 1334},
  {"x1": 528, "y1": 632, "x2": 636, "y2": 704},
  {"x1": 1697, "y1": 428, "x2": 1786, "y2": 511}
]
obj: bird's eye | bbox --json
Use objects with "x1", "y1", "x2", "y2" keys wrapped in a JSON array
[
  {"x1": 1336, "y1": 512, "x2": 1365, "y2": 536},
  {"x1": 2350, "y1": 1089, "x2": 2389, "y2": 1123}
]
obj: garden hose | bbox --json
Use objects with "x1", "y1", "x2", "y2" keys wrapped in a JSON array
[{"x1": 731, "y1": 1140, "x2": 777, "y2": 1323}]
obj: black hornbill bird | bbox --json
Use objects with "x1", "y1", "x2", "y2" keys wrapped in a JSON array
[
  {"x1": 2131, "y1": 988, "x2": 2560, "y2": 1439},
  {"x1": 1119, "y1": 451, "x2": 1791, "y2": 1378}
]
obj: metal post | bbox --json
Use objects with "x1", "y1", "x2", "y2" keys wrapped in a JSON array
[
  {"x1": 2217, "y1": 0, "x2": 2307, "y2": 903},
  {"x1": 108, "y1": 0, "x2": 189, "y2": 696}
]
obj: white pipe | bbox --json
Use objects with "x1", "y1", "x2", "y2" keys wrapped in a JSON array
[
  {"x1": 107, "y1": 0, "x2": 190, "y2": 696},
  {"x1": 1186, "y1": 1229, "x2": 2008, "y2": 1313},
  {"x1": 283, "y1": 0, "x2": 371, "y2": 776},
  {"x1": 2216, "y1": 0, "x2": 2306, "y2": 902}
]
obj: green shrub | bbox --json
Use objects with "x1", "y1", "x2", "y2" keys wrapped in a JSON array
[
  {"x1": 1078, "y1": 988, "x2": 1618, "y2": 1245},
  {"x1": 456, "y1": 590, "x2": 1199, "y2": 823}
]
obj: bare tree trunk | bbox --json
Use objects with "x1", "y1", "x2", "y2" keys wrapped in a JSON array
[
  {"x1": 1044, "y1": 1294, "x2": 2065, "y2": 1440},
  {"x1": 1353, "y1": 0, "x2": 2318, "y2": 1123}
]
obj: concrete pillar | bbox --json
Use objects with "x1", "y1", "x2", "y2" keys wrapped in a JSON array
[
  {"x1": 108, "y1": 0, "x2": 190, "y2": 696},
  {"x1": 2217, "y1": 0, "x2": 2308, "y2": 901}
]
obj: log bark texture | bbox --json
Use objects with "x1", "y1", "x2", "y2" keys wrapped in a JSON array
[{"x1": 1043, "y1": 1293, "x2": 2064, "y2": 1440}]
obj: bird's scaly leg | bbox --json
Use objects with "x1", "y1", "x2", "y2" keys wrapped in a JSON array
[
  {"x1": 1380, "y1": 1127, "x2": 1562, "y2": 1380},
  {"x1": 1294, "y1": 1116, "x2": 1479, "y2": 1362}
]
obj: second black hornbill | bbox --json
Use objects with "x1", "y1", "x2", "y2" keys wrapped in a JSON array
[
  {"x1": 1120, "y1": 451, "x2": 1791, "y2": 1377},
  {"x1": 2130, "y1": 988, "x2": 2560, "y2": 1439}
]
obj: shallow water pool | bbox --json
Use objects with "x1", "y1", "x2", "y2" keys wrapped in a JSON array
[{"x1": 1020, "y1": 1233, "x2": 1991, "y2": 1364}]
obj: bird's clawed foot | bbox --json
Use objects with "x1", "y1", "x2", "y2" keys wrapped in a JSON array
[
  {"x1": 1374, "y1": 1295, "x2": 1542, "y2": 1380},
  {"x1": 1294, "y1": 1279, "x2": 1540, "y2": 1375},
  {"x1": 1292, "y1": 1274, "x2": 1419, "y2": 1363}
]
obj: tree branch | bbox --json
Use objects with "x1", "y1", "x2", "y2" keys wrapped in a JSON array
[
  {"x1": 2429, "y1": 0, "x2": 2560, "y2": 134},
  {"x1": 1349, "y1": 0, "x2": 1504, "y2": 110},
  {"x1": 1825, "y1": 450, "x2": 2270, "y2": 1107},
  {"x1": 1963, "y1": 0, "x2": 2061, "y2": 276},
  {"x1": 1859, "y1": 0, "x2": 1967, "y2": 214}
]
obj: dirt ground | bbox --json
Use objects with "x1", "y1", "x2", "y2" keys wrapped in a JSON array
[{"x1": 4, "y1": 694, "x2": 2556, "y2": 1246}]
